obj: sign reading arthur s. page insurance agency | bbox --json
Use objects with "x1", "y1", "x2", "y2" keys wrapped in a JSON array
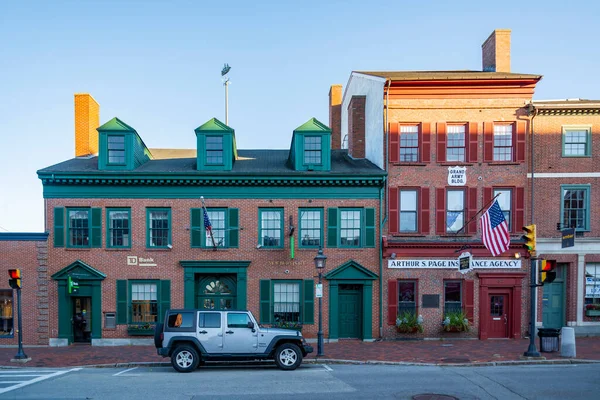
[{"x1": 388, "y1": 259, "x2": 521, "y2": 269}]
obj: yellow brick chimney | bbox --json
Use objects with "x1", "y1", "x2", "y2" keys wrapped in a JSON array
[{"x1": 74, "y1": 93, "x2": 100, "y2": 157}]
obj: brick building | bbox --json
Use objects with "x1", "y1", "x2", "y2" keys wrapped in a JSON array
[
  {"x1": 332, "y1": 29, "x2": 541, "y2": 339},
  {"x1": 32, "y1": 94, "x2": 385, "y2": 346},
  {"x1": 529, "y1": 99, "x2": 600, "y2": 336},
  {"x1": 0, "y1": 233, "x2": 49, "y2": 345}
]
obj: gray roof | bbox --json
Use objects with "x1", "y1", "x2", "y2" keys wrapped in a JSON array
[
  {"x1": 38, "y1": 149, "x2": 385, "y2": 176},
  {"x1": 355, "y1": 70, "x2": 542, "y2": 81}
]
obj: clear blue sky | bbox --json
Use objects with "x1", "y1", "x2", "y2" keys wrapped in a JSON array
[{"x1": 1, "y1": 0, "x2": 599, "y2": 232}]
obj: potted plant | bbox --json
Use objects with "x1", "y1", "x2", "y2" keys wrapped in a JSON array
[
  {"x1": 442, "y1": 310, "x2": 469, "y2": 332},
  {"x1": 396, "y1": 311, "x2": 423, "y2": 333},
  {"x1": 585, "y1": 304, "x2": 600, "y2": 317},
  {"x1": 127, "y1": 322, "x2": 156, "y2": 336}
]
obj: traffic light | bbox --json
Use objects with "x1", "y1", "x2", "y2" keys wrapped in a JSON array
[
  {"x1": 522, "y1": 224, "x2": 537, "y2": 256},
  {"x1": 539, "y1": 260, "x2": 557, "y2": 284},
  {"x1": 68, "y1": 276, "x2": 79, "y2": 294},
  {"x1": 8, "y1": 269, "x2": 21, "y2": 289}
]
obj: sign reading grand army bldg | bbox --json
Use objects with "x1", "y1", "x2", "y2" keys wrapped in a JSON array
[{"x1": 389, "y1": 259, "x2": 521, "y2": 269}]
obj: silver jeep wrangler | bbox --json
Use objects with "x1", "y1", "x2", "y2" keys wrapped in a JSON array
[{"x1": 155, "y1": 309, "x2": 314, "y2": 372}]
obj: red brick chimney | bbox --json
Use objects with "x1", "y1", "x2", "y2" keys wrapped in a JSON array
[
  {"x1": 482, "y1": 29, "x2": 511, "y2": 73},
  {"x1": 329, "y1": 84, "x2": 342, "y2": 149},
  {"x1": 347, "y1": 95, "x2": 366, "y2": 159}
]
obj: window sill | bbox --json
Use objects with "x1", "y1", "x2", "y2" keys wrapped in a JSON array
[
  {"x1": 562, "y1": 155, "x2": 591, "y2": 158},
  {"x1": 438, "y1": 234, "x2": 472, "y2": 238},
  {"x1": 439, "y1": 162, "x2": 474, "y2": 167},
  {"x1": 391, "y1": 162, "x2": 428, "y2": 167},
  {"x1": 390, "y1": 233, "x2": 427, "y2": 237},
  {"x1": 486, "y1": 162, "x2": 521, "y2": 166},
  {"x1": 257, "y1": 248, "x2": 285, "y2": 251},
  {"x1": 105, "y1": 248, "x2": 131, "y2": 251},
  {"x1": 145, "y1": 248, "x2": 172, "y2": 251},
  {"x1": 65, "y1": 248, "x2": 91, "y2": 251}
]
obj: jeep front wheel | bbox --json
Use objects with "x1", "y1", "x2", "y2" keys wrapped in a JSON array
[
  {"x1": 274, "y1": 343, "x2": 302, "y2": 370},
  {"x1": 171, "y1": 345, "x2": 200, "y2": 373}
]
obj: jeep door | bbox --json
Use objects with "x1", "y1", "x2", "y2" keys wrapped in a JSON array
[
  {"x1": 223, "y1": 312, "x2": 259, "y2": 353},
  {"x1": 197, "y1": 312, "x2": 224, "y2": 353}
]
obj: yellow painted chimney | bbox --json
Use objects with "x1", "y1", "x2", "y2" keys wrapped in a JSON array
[{"x1": 74, "y1": 93, "x2": 100, "y2": 157}]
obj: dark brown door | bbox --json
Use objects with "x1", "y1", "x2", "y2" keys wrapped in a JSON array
[{"x1": 488, "y1": 294, "x2": 509, "y2": 338}]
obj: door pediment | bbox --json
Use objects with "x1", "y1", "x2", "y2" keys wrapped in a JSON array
[
  {"x1": 51, "y1": 260, "x2": 107, "y2": 281},
  {"x1": 324, "y1": 260, "x2": 378, "y2": 280}
]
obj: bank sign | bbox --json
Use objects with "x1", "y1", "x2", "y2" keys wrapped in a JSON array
[{"x1": 388, "y1": 259, "x2": 522, "y2": 269}]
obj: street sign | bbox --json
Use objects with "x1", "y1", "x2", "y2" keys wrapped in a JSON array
[
  {"x1": 458, "y1": 252, "x2": 472, "y2": 274},
  {"x1": 562, "y1": 228, "x2": 575, "y2": 248},
  {"x1": 315, "y1": 283, "x2": 323, "y2": 298}
]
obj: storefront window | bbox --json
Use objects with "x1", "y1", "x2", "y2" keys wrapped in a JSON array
[
  {"x1": 444, "y1": 281, "x2": 462, "y2": 314},
  {"x1": 398, "y1": 281, "x2": 417, "y2": 315},
  {"x1": 585, "y1": 263, "x2": 600, "y2": 305},
  {"x1": 0, "y1": 290, "x2": 14, "y2": 337}
]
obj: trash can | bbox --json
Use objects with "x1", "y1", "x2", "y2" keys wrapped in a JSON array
[{"x1": 538, "y1": 328, "x2": 561, "y2": 352}]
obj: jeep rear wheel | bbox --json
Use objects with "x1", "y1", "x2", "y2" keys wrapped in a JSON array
[
  {"x1": 171, "y1": 345, "x2": 199, "y2": 373},
  {"x1": 274, "y1": 343, "x2": 302, "y2": 370}
]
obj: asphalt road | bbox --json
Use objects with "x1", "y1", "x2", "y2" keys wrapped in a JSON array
[{"x1": 1, "y1": 363, "x2": 599, "y2": 400}]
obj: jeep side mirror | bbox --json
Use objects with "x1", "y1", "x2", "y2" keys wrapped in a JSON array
[{"x1": 247, "y1": 321, "x2": 255, "y2": 329}]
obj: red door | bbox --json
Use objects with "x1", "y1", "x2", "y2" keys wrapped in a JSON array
[{"x1": 488, "y1": 294, "x2": 509, "y2": 338}]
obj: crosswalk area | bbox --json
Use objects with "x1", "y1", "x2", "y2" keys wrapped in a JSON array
[{"x1": 0, "y1": 368, "x2": 80, "y2": 394}]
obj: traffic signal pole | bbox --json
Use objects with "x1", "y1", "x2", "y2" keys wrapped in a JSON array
[
  {"x1": 524, "y1": 257, "x2": 541, "y2": 357},
  {"x1": 13, "y1": 287, "x2": 28, "y2": 360}
]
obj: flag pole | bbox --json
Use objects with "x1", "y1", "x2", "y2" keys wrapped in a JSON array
[
  {"x1": 201, "y1": 196, "x2": 218, "y2": 251},
  {"x1": 454, "y1": 193, "x2": 501, "y2": 235}
]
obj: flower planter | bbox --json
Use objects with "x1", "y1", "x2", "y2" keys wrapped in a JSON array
[
  {"x1": 585, "y1": 310, "x2": 600, "y2": 317},
  {"x1": 443, "y1": 326, "x2": 466, "y2": 333},
  {"x1": 397, "y1": 326, "x2": 421, "y2": 333},
  {"x1": 127, "y1": 327, "x2": 155, "y2": 336}
]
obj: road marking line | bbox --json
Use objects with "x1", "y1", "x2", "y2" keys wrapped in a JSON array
[
  {"x1": 0, "y1": 368, "x2": 81, "y2": 395},
  {"x1": 113, "y1": 367, "x2": 138, "y2": 376},
  {"x1": 323, "y1": 365, "x2": 333, "y2": 371}
]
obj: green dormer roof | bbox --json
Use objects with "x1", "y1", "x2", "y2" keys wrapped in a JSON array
[
  {"x1": 293, "y1": 118, "x2": 331, "y2": 133},
  {"x1": 194, "y1": 118, "x2": 234, "y2": 133},
  {"x1": 97, "y1": 117, "x2": 137, "y2": 132}
]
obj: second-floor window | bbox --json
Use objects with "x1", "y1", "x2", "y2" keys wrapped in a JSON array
[
  {"x1": 563, "y1": 127, "x2": 591, "y2": 157},
  {"x1": 562, "y1": 185, "x2": 590, "y2": 231},
  {"x1": 206, "y1": 136, "x2": 223, "y2": 165},
  {"x1": 494, "y1": 189, "x2": 512, "y2": 231},
  {"x1": 493, "y1": 124, "x2": 513, "y2": 161},
  {"x1": 299, "y1": 208, "x2": 322, "y2": 247},
  {"x1": 400, "y1": 125, "x2": 419, "y2": 162},
  {"x1": 147, "y1": 208, "x2": 170, "y2": 248},
  {"x1": 340, "y1": 209, "x2": 361, "y2": 247},
  {"x1": 303, "y1": 136, "x2": 321, "y2": 165},
  {"x1": 107, "y1": 208, "x2": 130, "y2": 248},
  {"x1": 107, "y1": 135, "x2": 126, "y2": 164},
  {"x1": 399, "y1": 190, "x2": 418, "y2": 233},
  {"x1": 68, "y1": 209, "x2": 90, "y2": 247},
  {"x1": 446, "y1": 190, "x2": 464, "y2": 233},
  {"x1": 259, "y1": 209, "x2": 283, "y2": 248},
  {"x1": 446, "y1": 125, "x2": 466, "y2": 162},
  {"x1": 205, "y1": 209, "x2": 225, "y2": 248}
]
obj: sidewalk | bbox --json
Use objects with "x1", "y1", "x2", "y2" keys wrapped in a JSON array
[{"x1": 1, "y1": 338, "x2": 600, "y2": 368}]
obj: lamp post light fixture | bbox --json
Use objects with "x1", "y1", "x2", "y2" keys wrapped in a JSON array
[{"x1": 314, "y1": 246, "x2": 327, "y2": 357}]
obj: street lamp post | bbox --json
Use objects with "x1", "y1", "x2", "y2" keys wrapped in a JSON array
[{"x1": 314, "y1": 247, "x2": 327, "y2": 357}]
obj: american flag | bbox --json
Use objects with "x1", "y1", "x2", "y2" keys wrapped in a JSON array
[
  {"x1": 203, "y1": 208, "x2": 212, "y2": 233},
  {"x1": 481, "y1": 200, "x2": 510, "y2": 256}
]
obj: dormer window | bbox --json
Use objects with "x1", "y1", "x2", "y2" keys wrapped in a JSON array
[
  {"x1": 304, "y1": 136, "x2": 322, "y2": 165},
  {"x1": 108, "y1": 136, "x2": 126, "y2": 164},
  {"x1": 206, "y1": 136, "x2": 224, "y2": 165}
]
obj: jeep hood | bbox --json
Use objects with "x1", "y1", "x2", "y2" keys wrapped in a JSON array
[{"x1": 261, "y1": 327, "x2": 302, "y2": 336}]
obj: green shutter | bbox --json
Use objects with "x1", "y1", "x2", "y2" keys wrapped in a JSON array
[
  {"x1": 259, "y1": 280, "x2": 271, "y2": 324},
  {"x1": 91, "y1": 208, "x2": 102, "y2": 248},
  {"x1": 116, "y1": 280, "x2": 127, "y2": 324},
  {"x1": 228, "y1": 208, "x2": 239, "y2": 248},
  {"x1": 303, "y1": 279, "x2": 314, "y2": 324},
  {"x1": 365, "y1": 208, "x2": 375, "y2": 248},
  {"x1": 327, "y1": 208, "x2": 338, "y2": 248},
  {"x1": 53, "y1": 207, "x2": 65, "y2": 248},
  {"x1": 191, "y1": 208, "x2": 202, "y2": 247},
  {"x1": 159, "y1": 280, "x2": 171, "y2": 322}
]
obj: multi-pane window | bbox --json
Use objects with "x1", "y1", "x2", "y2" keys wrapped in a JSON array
[
  {"x1": 563, "y1": 128, "x2": 590, "y2": 156},
  {"x1": 273, "y1": 282, "x2": 300, "y2": 325},
  {"x1": 148, "y1": 209, "x2": 170, "y2": 247},
  {"x1": 399, "y1": 190, "x2": 418, "y2": 233},
  {"x1": 493, "y1": 124, "x2": 513, "y2": 161},
  {"x1": 108, "y1": 136, "x2": 125, "y2": 164},
  {"x1": 108, "y1": 209, "x2": 130, "y2": 248},
  {"x1": 68, "y1": 209, "x2": 90, "y2": 247},
  {"x1": 259, "y1": 209, "x2": 283, "y2": 248},
  {"x1": 446, "y1": 190, "x2": 464, "y2": 233},
  {"x1": 400, "y1": 125, "x2": 419, "y2": 162},
  {"x1": 562, "y1": 186, "x2": 589, "y2": 230},
  {"x1": 206, "y1": 136, "x2": 223, "y2": 165},
  {"x1": 444, "y1": 281, "x2": 462, "y2": 314},
  {"x1": 304, "y1": 136, "x2": 322, "y2": 165},
  {"x1": 205, "y1": 209, "x2": 225, "y2": 247},
  {"x1": 585, "y1": 264, "x2": 600, "y2": 305},
  {"x1": 398, "y1": 281, "x2": 417, "y2": 315},
  {"x1": 299, "y1": 209, "x2": 322, "y2": 247},
  {"x1": 340, "y1": 209, "x2": 361, "y2": 247},
  {"x1": 131, "y1": 283, "x2": 157, "y2": 323},
  {"x1": 494, "y1": 189, "x2": 512, "y2": 231},
  {"x1": 0, "y1": 290, "x2": 14, "y2": 337},
  {"x1": 446, "y1": 125, "x2": 466, "y2": 162}
]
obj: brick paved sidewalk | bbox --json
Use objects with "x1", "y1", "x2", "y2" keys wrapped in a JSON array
[{"x1": 1, "y1": 338, "x2": 599, "y2": 368}]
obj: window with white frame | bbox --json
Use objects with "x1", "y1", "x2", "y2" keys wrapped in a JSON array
[
  {"x1": 107, "y1": 135, "x2": 126, "y2": 164},
  {"x1": 494, "y1": 189, "x2": 512, "y2": 231},
  {"x1": 131, "y1": 283, "x2": 158, "y2": 323},
  {"x1": 273, "y1": 282, "x2": 300, "y2": 325},
  {"x1": 340, "y1": 209, "x2": 361, "y2": 247},
  {"x1": 447, "y1": 125, "x2": 466, "y2": 162},
  {"x1": 259, "y1": 209, "x2": 283, "y2": 248},
  {"x1": 68, "y1": 209, "x2": 90, "y2": 247},
  {"x1": 400, "y1": 125, "x2": 419, "y2": 162},
  {"x1": 303, "y1": 136, "x2": 322, "y2": 165},
  {"x1": 399, "y1": 189, "x2": 418, "y2": 233},
  {"x1": 299, "y1": 209, "x2": 322, "y2": 247},
  {"x1": 147, "y1": 209, "x2": 170, "y2": 247},
  {"x1": 108, "y1": 209, "x2": 130, "y2": 248},
  {"x1": 205, "y1": 209, "x2": 226, "y2": 247},
  {"x1": 446, "y1": 190, "x2": 464, "y2": 233},
  {"x1": 206, "y1": 136, "x2": 224, "y2": 165},
  {"x1": 493, "y1": 124, "x2": 513, "y2": 161}
]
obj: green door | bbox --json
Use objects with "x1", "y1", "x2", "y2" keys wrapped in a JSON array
[
  {"x1": 542, "y1": 264, "x2": 565, "y2": 329},
  {"x1": 339, "y1": 285, "x2": 362, "y2": 338}
]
